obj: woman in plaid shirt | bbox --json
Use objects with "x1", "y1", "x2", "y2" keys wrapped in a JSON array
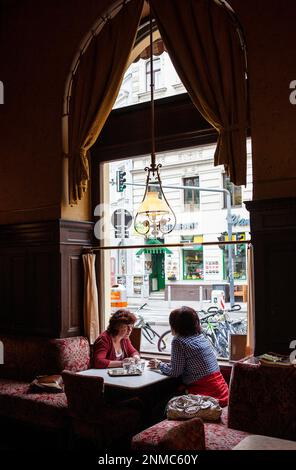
[{"x1": 148, "y1": 306, "x2": 228, "y2": 406}]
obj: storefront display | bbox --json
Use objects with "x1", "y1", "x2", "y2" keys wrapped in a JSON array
[{"x1": 183, "y1": 249, "x2": 203, "y2": 280}]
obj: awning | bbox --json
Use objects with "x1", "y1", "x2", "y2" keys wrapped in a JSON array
[{"x1": 136, "y1": 239, "x2": 173, "y2": 255}]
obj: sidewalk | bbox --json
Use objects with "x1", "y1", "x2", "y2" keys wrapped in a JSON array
[{"x1": 127, "y1": 296, "x2": 247, "y2": 325}]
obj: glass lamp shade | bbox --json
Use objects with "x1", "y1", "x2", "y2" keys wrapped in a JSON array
[
  {"x1": 137, "y1": 191, "x2": 170, "y2": 216},
  {"x1": 134, "y1": 186, "x2": 176, "y2": 237}
]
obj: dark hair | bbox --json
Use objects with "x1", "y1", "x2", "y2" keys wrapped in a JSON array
[
  {"x1": 107, "y1": 309, "x2": 137, "y2": 337},
  {"x1": 169, "y1": 306, "x2": 201, "y2": 336}
]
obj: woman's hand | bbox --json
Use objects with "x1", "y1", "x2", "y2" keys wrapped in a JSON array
[{"x1": 148, "y1": 358, "x2": 161, "y2": 369}]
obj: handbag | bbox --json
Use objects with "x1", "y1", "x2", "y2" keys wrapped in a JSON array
[
  {"x1": 166, "y1": 394, "x2": 222, "y2": 421},
  {"x1": 30, "y1": 374, "x2": 63, "y2": 393}
]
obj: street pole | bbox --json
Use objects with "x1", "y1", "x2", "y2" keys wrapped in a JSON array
[
  {"x1": 110, "y1": 180, "x2": 235, "y2": 307},
  {"x1": 225, "y1": 192, "x2": 235, "y2": 307}
]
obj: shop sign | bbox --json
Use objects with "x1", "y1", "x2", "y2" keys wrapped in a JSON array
[
  {"x1": 167, "y1": 222, "x2": 198, "y2": 231},
  {"x1": 231, "y1": 215, "x2": 249, "y2": 227}
]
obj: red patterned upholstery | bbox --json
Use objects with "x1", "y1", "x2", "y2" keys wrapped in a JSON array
[
  {"x1": 204, "y1": 421, "x2": 249, "y2": 450},
  {"x1": 63, "y1": 371, "x2": 143, "y2": 449},
  {"x1": 132, "y1": 363, "x2": 296, "y2": 451},
  {"x1": 131, "y1": 402, "x2": 249, "y2": 451},
  {"x1": 132, "y1": 417, "x2": 206, "y2": 451},
  {"x1": 228, "y1": 362, "x2": 296, "y2": 441},
  {"x1": 0, "y1": 378, "x2": 68, "y2": 428},
  {"x1": 0, "y1": 336, "x2": 90, "y2": 430},
  {"x1": 0, "y1": 335, "x2": 90, "y2": 381}
]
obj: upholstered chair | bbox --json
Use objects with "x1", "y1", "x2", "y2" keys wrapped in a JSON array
[
  {"x1": 131, "y1": 416, "x2": 206, "y2": 451},
  {"x1": 62, "y1": 370, "x2": 143, "y2": 449}
]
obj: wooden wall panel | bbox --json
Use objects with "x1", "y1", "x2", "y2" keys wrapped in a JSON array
[
  {"x1": 246, "y1": 198, "x2": 296, "y2": 355},
  {"x1": 0, "y1": 219, "x2": 93, "y2": 338}
]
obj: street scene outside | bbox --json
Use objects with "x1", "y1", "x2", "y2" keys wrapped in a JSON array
[
  {"x1": 99, "y1": 40, "x2": 251, "y2": 358},
  {"x1": 127, "y1": 296, "x2": 247, "y2": 356}
]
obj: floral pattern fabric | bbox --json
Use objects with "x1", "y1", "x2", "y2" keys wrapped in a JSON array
[
  {"x1": 0, "y1": 335, "x2": 90, "y2": 381},
  {"x1": 131, "y1": 405, "x2": 250, "y2": 451},
  {"x1": 0, "y1": 378, "x2": 68, "y2": 429},
  {"x1": 228, "y1": 362, "x2": 296, "y2": 441},
  {"x1": 0, "y1": 336, "x2": 90, "y2": 429},
  {"x1": 132, "y1": 417, "x2": 206, "y2": 451}
]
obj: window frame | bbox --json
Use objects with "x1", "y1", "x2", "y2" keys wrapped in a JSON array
[
  {"x1": 145, "y1": 57, "x2": 161, "y2": 92},
  {"x1": 183, "y1": 176, "x2": 200, "y2": 211}
]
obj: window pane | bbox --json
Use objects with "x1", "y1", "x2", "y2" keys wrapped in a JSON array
[
  {"x1": 184, "y1": 176, "x2": 200, "y2": 210},
  {"x1": 98, "y1": 144, "x2": 252, "y2": 359}
]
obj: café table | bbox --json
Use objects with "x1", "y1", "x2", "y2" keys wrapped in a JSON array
[{"x1": 78, "y1": 362, "x2": 180, "y2": 426}]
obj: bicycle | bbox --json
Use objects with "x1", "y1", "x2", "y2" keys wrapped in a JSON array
[
  {"x1": 206, "y1": 304, "x2": 246, "y2": 336},
  {"x1": 134, "y1": 303, "x2": 166, "y2": 350},
  {"x1": 201, "y1": 304, "x2": 246, "y2": 357},
  {"x1": 157, "y1": 305, "x2": 242, "y2": 356}
]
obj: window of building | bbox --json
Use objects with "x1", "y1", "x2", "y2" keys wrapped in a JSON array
[
  {"x1": 145, "y1": 57, "x2": 161, "y2": 91},
  {"x1": 223, "y1": 174, "x2": 242, "y2": 207},
  {"x1": 183, "y1": 176, "x2": 200, "y2": 211}
]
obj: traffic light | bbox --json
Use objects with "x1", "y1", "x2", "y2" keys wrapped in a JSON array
[
  {"x1": 116, "y1": 170, "x2": 126, "y2": 192},
  {"x1": 236, "y1": 233, "x2": 246, "y2": 256},
  {"x1": 218, "y1": 232, "x2": 227, "y2": 250}
]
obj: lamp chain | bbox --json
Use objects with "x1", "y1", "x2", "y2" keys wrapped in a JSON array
[{"x1": 149, "y1": 4, "x2": 156, "y2": 174}]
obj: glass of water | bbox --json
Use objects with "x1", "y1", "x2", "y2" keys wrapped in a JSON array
[{"x1": 122, "y1": 358, "x2": 131, "y2": 373}]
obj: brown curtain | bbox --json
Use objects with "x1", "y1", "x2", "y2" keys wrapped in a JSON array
[
  {"x1": 246, "y1": 244, "x2": 255, "y2": 355},
  {"x1": 68, "y1": 0, "x2": 144, "y2": 204},
  {"x1": 150, "y1": 0, "x2": 248, "y2": 185},
  {"x1": 83, "y1": 254, "x2": 100, "y2": 344}
]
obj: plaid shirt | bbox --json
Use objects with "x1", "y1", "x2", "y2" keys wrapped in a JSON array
[{"x1": 159, "y1": 334, "x2": 219, "y2": 384}]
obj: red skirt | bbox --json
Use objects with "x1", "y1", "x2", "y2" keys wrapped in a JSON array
[{"x1": 186, "y1": 371, "x2": 229, "y2": 407}]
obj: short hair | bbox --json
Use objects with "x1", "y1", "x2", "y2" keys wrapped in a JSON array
[
  {"x1": 107, "y1": 309, "x2": 137, "y2": 337},
  {"x1": 169, "y1": 306, "x2": 201, "y2": 336}
]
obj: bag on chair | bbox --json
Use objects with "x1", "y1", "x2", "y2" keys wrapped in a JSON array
[
  {"x1": 30, "y1": 374, "x2": 63, "y2": 393},
  {"x1": 166, "y1": 394, "x2": 222, "y2": 421}
]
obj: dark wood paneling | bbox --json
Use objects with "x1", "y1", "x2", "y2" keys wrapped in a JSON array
[
  {"x1": 246, "y1": 198, "x2": 296, "y2": 355},
  {"x1": 60, "y1": 220, "x2": 93, "y2": 337},
  {"x1": 93, "y1": 93, "x2": 218, "y2": 162},
  {"x1": 0, "y1": 219, "x2": 94, "y2": 338}
]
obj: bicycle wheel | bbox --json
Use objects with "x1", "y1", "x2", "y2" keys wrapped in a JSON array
[
  {"x1": 203, "y1": 327, "x2": 228, "y2": 358},
  {"x1": 142, "y1": 326, "x2": 154, "y2": 344},
  {"x1": 215, "y1": 332, "x2": 229, "y2": 358},
  {"x1": 157, "y1": 330, "x2": 173, "y2": 352}
]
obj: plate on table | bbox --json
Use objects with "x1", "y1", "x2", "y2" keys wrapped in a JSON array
[{"x1": 108, "y1": 368, "x2": 142, "y2": 377}]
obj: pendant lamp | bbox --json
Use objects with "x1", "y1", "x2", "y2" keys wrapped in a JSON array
[{"x1": 134, "y1": 5, "x2": 176, "y2": 238}]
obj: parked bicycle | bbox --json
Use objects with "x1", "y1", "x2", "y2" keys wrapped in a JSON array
[
  {"x1": 198, "y1": 304, "x2": 246, "y2": 357},
  {"x1": 134, "y1": 303, "x2": 166, "y2": 350},
  {"x1": 157, "y1": 304, "x2": 246, "y2": 357}
]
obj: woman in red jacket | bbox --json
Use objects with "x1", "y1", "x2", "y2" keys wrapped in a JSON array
[{"x1": 93, "y1": 309, "x2": 140, "y2": 368}]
